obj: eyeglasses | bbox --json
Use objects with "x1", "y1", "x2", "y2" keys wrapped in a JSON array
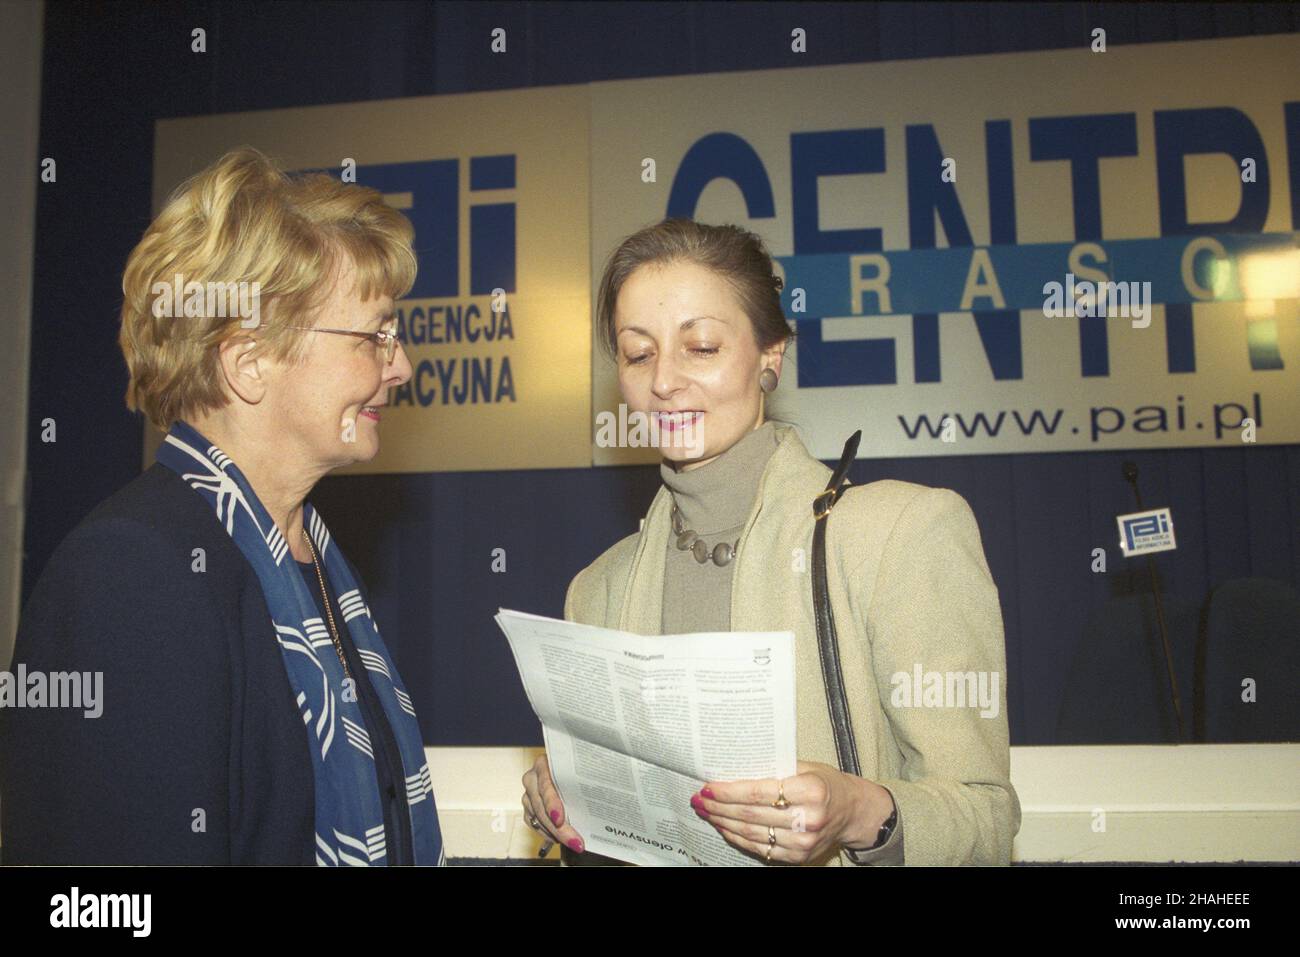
[{"x1": 287, "y1": 324, "x2": 401, "y2": 364}]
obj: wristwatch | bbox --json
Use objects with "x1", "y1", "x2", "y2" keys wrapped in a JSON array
[{"x1": 843, "y1": 794, "x2": 898, "y2": 863}]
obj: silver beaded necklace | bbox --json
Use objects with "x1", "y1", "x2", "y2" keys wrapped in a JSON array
[{"x1": 669, "y1": 494, "x2": 738, "y2": 567}]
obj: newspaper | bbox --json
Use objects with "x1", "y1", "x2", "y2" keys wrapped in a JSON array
[{"x1": 495, "y1": 608, "x2": 797, "y2": 866}]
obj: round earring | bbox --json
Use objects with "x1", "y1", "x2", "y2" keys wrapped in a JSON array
[{"x1": 759, "y1": 367, "x2": 778, "y2": 393}]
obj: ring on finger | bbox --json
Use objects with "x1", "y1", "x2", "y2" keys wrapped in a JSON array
[
  {"x1": 772, "y1": 780, "x2": 790, "y2": 809},
  {"x1": 767, "y1": 825, "x2": 777, "y2": 845}
]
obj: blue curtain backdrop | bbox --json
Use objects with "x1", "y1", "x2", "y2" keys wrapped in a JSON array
[{"x1": 24, "y1": 2, "x2": 1300, "y2": 746}]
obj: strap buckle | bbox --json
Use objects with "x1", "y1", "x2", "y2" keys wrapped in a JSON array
[
  {"x1": 813, "y1": 487, "x2": 839, "y2": 520},
  {"x1": 814, "y1": 429, "x2": 863, "y2": 520}
]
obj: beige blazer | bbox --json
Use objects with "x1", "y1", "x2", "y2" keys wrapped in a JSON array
[{"x1": 564, "y1": 424, "x2": 1020, "y2": 865}]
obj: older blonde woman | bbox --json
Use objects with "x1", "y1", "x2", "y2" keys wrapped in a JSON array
[
  {"x1": 522, "y1": 218, "x2": 1019, "y2": 866},
  {"x1": 0, "y1": 148, "x2": 443, "y2": 865}
]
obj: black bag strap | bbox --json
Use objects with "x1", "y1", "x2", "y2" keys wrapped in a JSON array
[{"x1": 811, "y1": 430, "x2": 863, "y2": 776}]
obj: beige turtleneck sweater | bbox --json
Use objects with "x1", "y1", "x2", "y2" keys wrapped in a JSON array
[{"x1": 659, "y1": 420, "x2": 780, "y2": 635}]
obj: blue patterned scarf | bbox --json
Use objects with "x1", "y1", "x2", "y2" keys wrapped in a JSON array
[{"x1": 156, "y1": 420, "x2": 444, "y2": 866}]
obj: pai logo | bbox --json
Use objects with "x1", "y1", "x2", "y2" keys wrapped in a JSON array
[
  {"x1": 306, "y1": 157, "x2": 521, "y2": 408},
  {"x1": 1117, "y1": 507, "x2": 1177, "y2": 557},
  {"x1": 305, "y1": 156, "x2": 518, "y2": 299}
]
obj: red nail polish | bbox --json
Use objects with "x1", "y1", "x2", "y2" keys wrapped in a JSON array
[
  {"x1": 701, "y1": 786, "x2": 715, "y2": 799},
  {"x1": 549, "y1": 809, "x2": 560, "y2": 826},
  {"x1": 568, "y1": 838, "x2": 584, "y2": 853}
]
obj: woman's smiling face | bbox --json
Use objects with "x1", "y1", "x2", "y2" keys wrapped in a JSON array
[
  {"x1": 614, "y1": 259, "x2": 784, "y2": 470},
  {"x1": 267, "y1": 255, "x2": 412, "y2": 471}
]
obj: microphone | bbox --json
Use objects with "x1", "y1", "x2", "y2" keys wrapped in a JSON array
[
  {"x1": 1121, "y1": 460, "x2": 1139, "y2": 492},
  {"x1": 1121, "y1": 461, "x2": 1185, "y2": 741}
]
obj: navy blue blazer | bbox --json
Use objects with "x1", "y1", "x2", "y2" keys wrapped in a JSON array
[{"x1": 1, "y1": 463, "x2": 326, "y2": 864}]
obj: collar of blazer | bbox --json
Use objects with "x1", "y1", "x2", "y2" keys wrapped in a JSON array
[{"x1": 617, "y1": 424, "x2": 837, "y2": 635}]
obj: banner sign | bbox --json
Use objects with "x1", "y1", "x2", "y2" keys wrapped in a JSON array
[
  {"x1": 149, "y1": 87, "x2": 592, "y2": 474},
  {"x1": 590, "y1": 34, "x2": 1300, "y2": 463},
  {"x1": 148, "y1": 35, "x2": 1299, "y2": 471}
]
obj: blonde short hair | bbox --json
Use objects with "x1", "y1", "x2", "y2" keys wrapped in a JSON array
[{"x1": 119, "y1": 146, "x2": 417, "y2": 431}]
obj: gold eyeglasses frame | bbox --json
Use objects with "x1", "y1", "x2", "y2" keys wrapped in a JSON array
[{"x1": 287, "y1": 321, "x2": 401, "y2": 364}]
